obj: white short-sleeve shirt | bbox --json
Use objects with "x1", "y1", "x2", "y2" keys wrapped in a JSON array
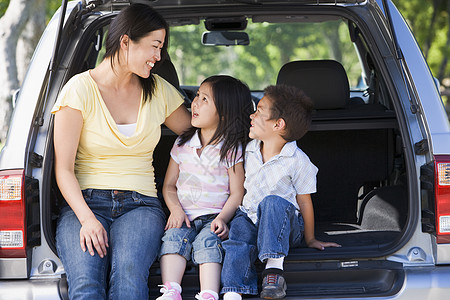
[{"x1": 240, "y1": 139, "x2": 318, "y2": 224}]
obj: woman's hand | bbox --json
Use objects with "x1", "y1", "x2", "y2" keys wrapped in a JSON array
[
  {"x1": 211, "y1": 216, "x2": 229, "y2": 240},
  {"x1": 165, "y1": 207, "x2": 191, "y2": 230},
  {"x1": 80, "y1": 216, "x2": 109, "y2": 258}
]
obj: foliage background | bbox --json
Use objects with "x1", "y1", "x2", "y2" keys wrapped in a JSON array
[
  {"x1": 168, "y1": 20, "x2": 361, "y2": 91},
  {"x1": 0, "y1": 0, "x2": 448, "y2": 87},
  {"x1": 0, "y1": 0, "x2": 59, "y2": 18},
  {"x1": 394, "y1": 0, "x2": 450, "y2": 107},
  {"x1": 0, "y1": 0, "x2": 448, "y2": 141},
  {"x1": 0, "y1": 0, "x2": 448, "y2": 82}
]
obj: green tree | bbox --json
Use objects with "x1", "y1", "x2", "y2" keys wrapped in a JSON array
[
  {"x1": 393, "y1": 0, "x2": 450, "y2": 101},
  {"x1": 0, "y1": 1, "x2": 7, "y2": 16},
  {"x1": 0, "y1": 0, "x2": 61, "y2": 142},
  {"x1": 169, "y1": 19, "x2": 361, "y2": 90}
]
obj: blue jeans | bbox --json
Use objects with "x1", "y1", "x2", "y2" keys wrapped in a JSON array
[
  {"x1": 159, "y1": 214, "x2": 224, "y2": 264},
  {"x1": 56, "y1": 189, "x2": 166, "y2": 300},
  {"x1": 221, "y1": 195, "x2": 304, "y2": 295}
]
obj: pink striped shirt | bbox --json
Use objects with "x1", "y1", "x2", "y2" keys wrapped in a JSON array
[{"x1": 171, "y1": 131, "x2": 243, "y2": 221}]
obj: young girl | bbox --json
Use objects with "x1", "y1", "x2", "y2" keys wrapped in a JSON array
[{"x1": 156, "y1": 75, "x2": 253, "y2": 300}]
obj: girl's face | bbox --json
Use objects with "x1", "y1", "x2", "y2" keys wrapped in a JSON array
[
  {"x1": 123, "y1": 28, "x2": 166, "y2": 78},
  {"x1": 191, "y1": 83, "x2": 220, "y2": 132}
]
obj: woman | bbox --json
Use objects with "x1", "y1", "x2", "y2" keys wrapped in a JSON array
[{"x1": 52, "y1": 4, "x2": 191, "y2": 299}]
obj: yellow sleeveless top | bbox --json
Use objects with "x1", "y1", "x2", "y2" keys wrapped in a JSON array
[{"x1": 52, "y1": 71, "x2": 184, "y2": 197}]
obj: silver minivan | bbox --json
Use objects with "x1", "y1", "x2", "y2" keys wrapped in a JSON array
[{"x1": 1, "y1": 0, "x2": 450, "y2": 299}]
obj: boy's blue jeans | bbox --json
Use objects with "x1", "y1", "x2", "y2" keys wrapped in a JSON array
[
  {"x1": 56, "y1": 189, "x2": 166, "y2": 300},
  {"x1": 221, "y1": 195, "x2": 304, "y2": 295}
]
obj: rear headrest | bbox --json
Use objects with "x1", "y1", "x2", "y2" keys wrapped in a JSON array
[
  {"x1": 152, "y1": 58, "x2": 180, "y2": 89},
  {"x1": 276, "y1": 60, "x2": 350, "y2": 110},
  {"x1": 153, "y1": 58, "x2": 192, "y2": 106}
]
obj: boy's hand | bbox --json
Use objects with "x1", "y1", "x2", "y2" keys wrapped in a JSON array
[
  {"x1": 211, "y1": 217, "x2": 229, "y2": 240},
  {"x1": 307, "y1": 238, "x2": 341, "y2": 251},
  {"x1": 165, "y1": 207, "x2": 191, "y2": 230}
]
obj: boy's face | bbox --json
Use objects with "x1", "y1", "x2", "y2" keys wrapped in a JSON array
[{"x1": 249, "y1": 96, "x2": 277, "y2": 140}]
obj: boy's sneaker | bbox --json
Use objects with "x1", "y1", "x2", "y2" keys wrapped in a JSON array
[
  {"x1": 260, "y1": 272, "x2": 287, "y2": 299},
  {"x1": 156, "y1": 282, "x2": 182, "y2": 300}
]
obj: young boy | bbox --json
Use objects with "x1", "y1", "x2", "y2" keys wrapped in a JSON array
[{"x1": 221, "y1": 84, "x2": 340, "y2": 300}]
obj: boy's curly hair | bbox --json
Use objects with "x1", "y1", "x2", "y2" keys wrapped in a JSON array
[{"x1": 264, "y1": 84, "x2": 314, "y2": 142}]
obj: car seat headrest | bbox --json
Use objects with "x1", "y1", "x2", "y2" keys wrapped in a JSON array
[
  {"x1": 152, "y1": 58, "x2": 180, "y2": 89},
  {"x1": 276, "y1": 60, "x2": 350, "y2": 110}
]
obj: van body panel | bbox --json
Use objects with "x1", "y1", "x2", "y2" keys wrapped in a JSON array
[{"x1": 1, "y1": 0, "x2": 449, "y2": 298}]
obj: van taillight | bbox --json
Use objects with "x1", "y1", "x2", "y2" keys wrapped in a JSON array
[
  {"x1": 434, "y1": 155, "x2": 450, "y2": 243},
  {"x1": 0, "y1": 169, "x2": 26, "y2": 258}
]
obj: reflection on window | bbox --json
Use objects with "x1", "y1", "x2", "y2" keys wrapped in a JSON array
[{"x1": 169, "y1": 20, "x2": 364, "y2": 90}]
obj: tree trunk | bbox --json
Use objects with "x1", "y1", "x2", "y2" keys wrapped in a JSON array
[
  {"x1": 17, "y1": 0, "x2": 46, "y2": 84},
  {"x1": 0, "y1": 0, "x2": 39, "y2": 143},
  {"x1": 322, "y1": 23, "x2": 343, "y2": 63}
]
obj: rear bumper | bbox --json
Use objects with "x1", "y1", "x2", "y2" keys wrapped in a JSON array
[
  {"x1": 282, "y1": 266, "x2": 450, "y2": 299},
  {"x1": 396, "y1": 266, "x2": 450, "y2": 299},
  {"x1": 1, "y1": 266, "x2": 450, "y2": 299},
  {"x1": 0, "y1": 278, "x2": 63, "y2": 300},
  {"x1": 0, "y1": 258, "x2": 27, "y2": 278}
]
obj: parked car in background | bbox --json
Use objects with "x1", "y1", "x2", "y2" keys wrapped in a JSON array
[{"x1": 1, "y1": 0, "x2": 450, "y2": 299}]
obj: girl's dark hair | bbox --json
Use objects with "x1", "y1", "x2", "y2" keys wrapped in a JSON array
[
  {"x1": 179, "y1": 75, "x2": 253, "y2": 165},
  {"x1": 104, "y1": 3, "x2": 169, "y2": 101}
]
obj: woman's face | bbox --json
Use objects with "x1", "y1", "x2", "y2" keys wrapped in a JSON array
[{"x1": 124, "y1": 28, "x2": 166, "y2": 78}]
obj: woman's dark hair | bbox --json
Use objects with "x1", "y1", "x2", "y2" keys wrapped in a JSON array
[
  {"x1": 104, "y1": 3, "x2": 169, "y2": 101},
  {"x1": 179, "y1": 75, "x2": 253, "y2": 165}
]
